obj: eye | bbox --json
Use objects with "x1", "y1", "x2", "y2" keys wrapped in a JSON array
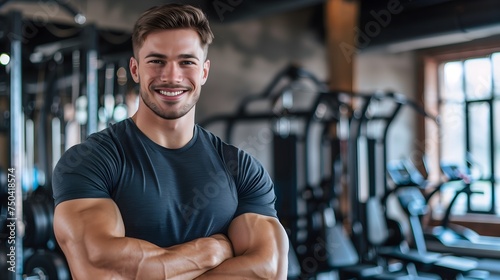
[
  {"x1": 181, "y1": 61, "x2": 196, "y2": 65},
  {"x1": 148, "y1": 60, "x2": 163, "y2": 64}
]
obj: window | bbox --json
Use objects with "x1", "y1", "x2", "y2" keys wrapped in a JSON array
[{"x1": 423, "y1": 42, "x2": 500, "y2": 221}]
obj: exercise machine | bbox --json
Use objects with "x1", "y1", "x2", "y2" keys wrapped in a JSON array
[
  {"x1": 385, "y1": 159, "x2": 492, "y2": 279},
  {"x1": 389, "y1": 158, "x2": 500, "y2": 260},
  {"x1": 425, "y1": 162, "x2": 500, "y2": 260}
]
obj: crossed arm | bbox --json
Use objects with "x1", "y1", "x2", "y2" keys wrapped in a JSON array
[
  {"x1": 196, "y1": 213, "x2": 289, "y2": 279},
  {"x1": 53, "y1": 198, "x2": 288, "y2": 279}
]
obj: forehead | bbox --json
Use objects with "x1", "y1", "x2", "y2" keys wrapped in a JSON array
[{"x1": 138, "y1": 28, "x2": 204, "y2": 58}]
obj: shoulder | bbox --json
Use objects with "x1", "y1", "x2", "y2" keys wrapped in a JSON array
[
  {"x1": 89, "y1": 119, "x2": 131, "y2": 146},
  {"x1": 196, "y1": 124, "x2": 222, "y2": 144},
  {"x1": 195, "y1": 124, "x2": 231, "y2": 154},
  {"x1": 195, "y1": 124, "x2": 243, "y2": 158},
  {"x1": 54, "y1": 120, "x2": 130, "y2": 174}
]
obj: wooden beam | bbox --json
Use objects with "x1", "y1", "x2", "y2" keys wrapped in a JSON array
[
  {"x1": 324, "y1": 0, "x2": 360, "y2": 92},
  {"x1": 324, "y1": 0, "x2": 360, "y2": 227}
]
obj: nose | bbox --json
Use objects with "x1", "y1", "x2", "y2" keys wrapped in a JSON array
[{"x1": 161, "y1": 62, "x2": 182, "y2": 83}]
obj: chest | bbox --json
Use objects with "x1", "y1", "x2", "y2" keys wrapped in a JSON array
[{"x1": 111, "y1": 145, "x2": 238, "y2": 245}]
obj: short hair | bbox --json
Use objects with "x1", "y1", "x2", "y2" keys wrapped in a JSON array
[{"x1": 132, "y1": 4, "x2": 214, "y2": 59}]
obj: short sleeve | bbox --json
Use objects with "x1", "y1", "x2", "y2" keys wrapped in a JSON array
[
  {"x1": 233, "y1": 149, "x2": 277, "y2": 218},
  {"x1": 52, "y1": 133, "x2": 119, "y2": 206}
]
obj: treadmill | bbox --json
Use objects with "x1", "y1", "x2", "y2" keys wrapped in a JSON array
[{"x1": 424, "y1": 163, "x2": 500, "y2": 260}]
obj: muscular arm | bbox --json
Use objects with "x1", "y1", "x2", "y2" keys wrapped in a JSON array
[
  {"x1": 196, "y1": 213, "x2": 289, "y2": 280},
  {"x1": 54, "y1": 198, "x2": 233, "y2": 280}
]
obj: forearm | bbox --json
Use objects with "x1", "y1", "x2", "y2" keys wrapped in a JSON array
[
  {"x1": 195, "y1": 252, "x2": 282, "y2": 280},
  {"x1": 196, "y1": 215, "x2": 289, "y2": 280},
  {"x1": 99, "y1": 236, "x2": 226, "y2": 279},
  {"x1": 64, "y1": 233, "x2": 232, "y2": 280}
]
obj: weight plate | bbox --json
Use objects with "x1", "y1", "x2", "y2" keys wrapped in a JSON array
[
  {"x1": 24, "y1": 250, "x2": 70, "y2": 280},
  {"x1": 24, "y1": 199, "x2": 51, "y2": 248}
]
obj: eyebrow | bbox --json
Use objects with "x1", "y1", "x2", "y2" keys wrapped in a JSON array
[
  {"x1": 144, "y1": 53, "x2": 200, "y2": 61},
  {"x1": 178, "y1": 54, "x2": 200, "y2": 61}
]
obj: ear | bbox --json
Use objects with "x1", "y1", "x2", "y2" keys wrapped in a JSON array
[
  {"x1": 201, "y1": 59, "x2": 210, "y2": 86},
  {"x1": 129, "y1": 57, "x2": 140, "y2": 83}
]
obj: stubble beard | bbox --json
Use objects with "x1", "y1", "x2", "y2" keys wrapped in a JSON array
[{"x1": 140, "y1": 88, "x2": 199, "y2": 120}]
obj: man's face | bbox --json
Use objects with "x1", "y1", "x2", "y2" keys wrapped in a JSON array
[{"x1": 130, "y1": 28, "x2": 210, "y2": 120}]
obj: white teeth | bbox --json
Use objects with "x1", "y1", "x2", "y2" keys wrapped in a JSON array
[{"x1": 159, "y1": 90, "x2": 183, "y2": 96}]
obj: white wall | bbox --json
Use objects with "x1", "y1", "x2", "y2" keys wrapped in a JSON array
[
  {"x1": 355, "y1": 50, "x2": 419, "y2": 163},
  {"x1": 198, "y1": 8, "x2": 328, "y2": 178},
  {"x1": 199, "y1": 11, "x2": 328, "y2": 121}
]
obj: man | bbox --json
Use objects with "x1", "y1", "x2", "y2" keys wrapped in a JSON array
[{"x1": 52, "y1": 3, "x2": 289, "y2": 279}]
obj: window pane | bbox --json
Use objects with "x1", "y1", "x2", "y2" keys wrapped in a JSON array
[
  {"x1": 495, "y1": 101, "x2": 500, "y2": 186},
  {"x1": 440, "y1": 103, "x2": 465, "y2": 163},
  {"x1": 470, "y1": 181, "x2": 492, "y2": 212},
  {"x1": 493, "y1": 99, "x2": 500, "y2": 213},
  {"x1": 492, "y1": 53, "x2": 500, "y2": 96},
  {"x1": 442, "y1": 181, "x2": 468, "y2": 216},
  {"x1": 496, "y1": 182, "x2": 500, "y2": 214},
  {"x1": 437, "y1": 56, "x2": 498, "y2": 217},
  {"x1": 441, "y1": 61, "x2": 464, "y2": 101},
  {"x1": 464, "y1": 57, "x2": 492, "y2": 100},
  {"x1": 468, "y1": 102, "x2": 491, "y2": 178}
]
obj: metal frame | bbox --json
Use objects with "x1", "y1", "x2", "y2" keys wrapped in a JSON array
[
  {"x1": 457, "y1": 56, "x2": 498, "y2": 214},
  {"x1": 8, "y1": 9, "x2": 24, "y2": 280}
]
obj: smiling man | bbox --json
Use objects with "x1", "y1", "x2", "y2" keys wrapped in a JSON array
[{"x1": 52, "y1": 4, "x2": 288, "y2": 279}]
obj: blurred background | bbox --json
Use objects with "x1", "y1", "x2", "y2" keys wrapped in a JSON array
[{"x1": 1, "y1": 0, "x2": 500, "y2": 279}]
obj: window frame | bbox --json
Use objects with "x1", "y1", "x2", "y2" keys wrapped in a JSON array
[{"x1": 417, "y1": 35, "x2": 500, "y2": 235}]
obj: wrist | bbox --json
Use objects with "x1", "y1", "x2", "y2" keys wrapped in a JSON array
[{"x1": 211, "y1": 234, "x2": 233, "y2": 260}]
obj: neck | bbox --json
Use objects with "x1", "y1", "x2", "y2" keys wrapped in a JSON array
[{"x1": 132, "y1": 103, "x2": 195, "y2": 149}]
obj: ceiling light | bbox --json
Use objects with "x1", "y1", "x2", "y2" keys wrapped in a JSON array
[{"x1": 0, "y1": 53, "x2": 10, "y2": 65}]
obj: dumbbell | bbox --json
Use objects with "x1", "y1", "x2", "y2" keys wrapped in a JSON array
[{"x1": 24, "y1": 250, "x2": 70, "y2": 280}]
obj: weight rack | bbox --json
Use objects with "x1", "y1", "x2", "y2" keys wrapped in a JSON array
[{"x1": 0, "y1": 4, "x2": 134, "y2": 278}]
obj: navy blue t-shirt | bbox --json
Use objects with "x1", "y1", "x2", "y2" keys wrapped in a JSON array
[{"x1": 52, "y1": 118, "x2": 277, "y2": 247}]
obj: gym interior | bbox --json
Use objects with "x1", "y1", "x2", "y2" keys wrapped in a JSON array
[{"x1": 1, "y1": 0, "x2": 500, "y2": 279}]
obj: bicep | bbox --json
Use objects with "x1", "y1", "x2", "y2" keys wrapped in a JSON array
[
  {"x1": 228, "y1": 213, "x2": 289, "y2": 264},
  {"x1": 54, "y1": 198, "x2": 124, "y2": 240},
  {"x1": 53, "y1": 199, "x2": 125, "y2": 273}
]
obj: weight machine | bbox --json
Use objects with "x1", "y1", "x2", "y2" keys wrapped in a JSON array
[
  {"x1": 346, "y1": 91, "x2": 438, "y2": 260},
  {"x1": 202, "y1": 65, "x2": 450, "y2": 279},
  {"x1": 342, "y1": 91, "x2": 459, "y2": 279},
  {"x1": 200, "y1": 64, "x2": 322, "y2": 279}
]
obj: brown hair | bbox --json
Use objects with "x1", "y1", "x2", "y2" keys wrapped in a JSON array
[{"x1": 132, "y1": 4, "x2": 214, "y2": 59}]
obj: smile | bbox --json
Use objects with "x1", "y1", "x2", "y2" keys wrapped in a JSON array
[{"x1": 158, "y1": 90, "x2": 185, "y2": 96}]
